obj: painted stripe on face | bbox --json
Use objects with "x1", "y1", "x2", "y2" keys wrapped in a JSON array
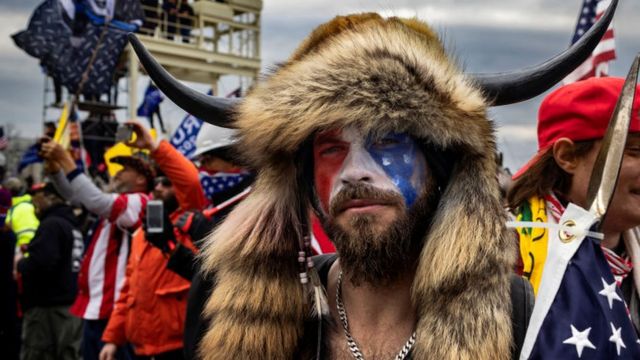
[
  {"x1": 365, "y1": 132, "x2": 425, "y2": 207},
  {"x1": 313, "y1": 127, "x2": 427, "y2": 212}
]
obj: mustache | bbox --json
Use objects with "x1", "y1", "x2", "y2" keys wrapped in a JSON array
[{"x1": 329, "y1": 184, "x2": 404, "y2": 216}]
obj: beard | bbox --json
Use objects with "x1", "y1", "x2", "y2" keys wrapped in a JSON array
[{"x1": 320, "y1": 182, "x2": 438, "y2": 287}]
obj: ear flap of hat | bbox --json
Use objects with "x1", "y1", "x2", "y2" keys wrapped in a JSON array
[
  {"x1": 411, "y1": 151, "x2": 515, "y2": 359},
  {"x1": 198, "y1": 164, "x2": 310, "y2": 359}
]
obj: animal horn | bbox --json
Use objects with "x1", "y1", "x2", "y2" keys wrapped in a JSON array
[
  {"x1": 128, "y1": 34, "x2": 239, "y2": 128},
  {"x1": 474, "y1": 0, "x2": 618, "y2": 106}
]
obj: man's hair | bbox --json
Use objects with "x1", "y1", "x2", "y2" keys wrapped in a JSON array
[
  {"x1": 203, "y1": 146, "x2": 237, "y2": 165},
  {"x1": 30, "y1": 182, "x2": 64, "y2": 202},
  {"x1": 3, "y1": 177, "x2": 25, "y2": 197},
  {"x1": 507, "y1": 140, "x2": 595, "y2": 211}
]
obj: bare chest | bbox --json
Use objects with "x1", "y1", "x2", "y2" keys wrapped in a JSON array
[{"x1": 326, "y1": 326, "x2": 412, "y2": 360}]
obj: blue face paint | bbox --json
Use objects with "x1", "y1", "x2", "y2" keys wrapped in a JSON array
[{"x1": 365, "y1": 133, "x2": 426, "y2": 207}]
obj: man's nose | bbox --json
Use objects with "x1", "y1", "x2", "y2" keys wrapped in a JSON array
[{"x1": 339, "y1": 149, "x2": 374, "y2": 185}]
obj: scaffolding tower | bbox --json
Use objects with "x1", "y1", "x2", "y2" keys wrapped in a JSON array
[{"x1": 127, "y1": 0, "x2": 262, "y2": 117}]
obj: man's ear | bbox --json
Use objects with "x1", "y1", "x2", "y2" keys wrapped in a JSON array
[{"x1": 552, "y1": 138, "x2": 579, "y2": 174}]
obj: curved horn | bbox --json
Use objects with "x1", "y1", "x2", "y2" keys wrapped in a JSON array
[
  {"x1": 128, "y1": 34, "x2": 239, "y2": 128},
  {"x1": 475, "y1": 0, "x2": 618, "y2": 106}
]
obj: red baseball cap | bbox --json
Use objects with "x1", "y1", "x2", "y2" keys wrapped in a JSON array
[{"x1": 512, "y1": 77, "x2": 640, "y2": 179}]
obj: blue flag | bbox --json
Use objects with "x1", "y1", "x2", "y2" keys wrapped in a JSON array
[
  {"x1": 169, "y1": 90, "x2": 215, "y2": 158},
  {"x1": 170, "y1": 114, "x2": 203, "y2": 159},
  {"x1": 18, "y1": 144, "x2": 43, "y2": 172},
  {"x1": 521, "y1": 204, "x2": 640, "y2": 359}
]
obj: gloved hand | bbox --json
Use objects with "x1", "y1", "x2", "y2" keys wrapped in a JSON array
[
  {"x1": 144, "y1": 210, "x2": 176, "y2": 253},
  {"x1": 174, "y1": 210, "x2": 214, "y2": 244}
]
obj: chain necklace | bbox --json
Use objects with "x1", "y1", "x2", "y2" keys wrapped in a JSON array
[{"x1": 336, "y1": 271, "x2": 416, "y2": 360}]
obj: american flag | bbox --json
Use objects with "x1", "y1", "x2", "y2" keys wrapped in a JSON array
[
  {"x1": 519, "y1": 204, "x2": 640, "y2": 359},
  {"x1": 564, "y1": 0, "x2": 616, "y2": 84},
  {"x1": 200, "y1": 171, "x2": 249, "y2": 200}
]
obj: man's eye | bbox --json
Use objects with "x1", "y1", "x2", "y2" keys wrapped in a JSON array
[
  {"x1": 625, "y1": 146, "x2": 640, "y2": 156},
  {"x1": 320, "y1": 145, "x2": 344, "y2": 156},
  {"x1": 374, "y1": 138, "x2": 400, "y2": 147}
]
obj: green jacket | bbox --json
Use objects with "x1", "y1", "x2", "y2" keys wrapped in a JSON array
[{"x1": 6, "y1": 194, "x2": 40, "y2": 251}]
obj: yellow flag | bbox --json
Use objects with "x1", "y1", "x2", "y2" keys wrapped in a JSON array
[
  {"x1": 516, "y1": 195, "x2": 549, "y2": 296},
  {"x1": 53, "y1": 102, "x2": 71, "y2": 148}
]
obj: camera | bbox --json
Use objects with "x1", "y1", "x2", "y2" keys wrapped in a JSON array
[{"x1": 115, "y1": 124, "x2": 134, "y2": 143}]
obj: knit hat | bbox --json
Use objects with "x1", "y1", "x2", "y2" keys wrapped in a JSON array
[{"x1": 513, "y1": 77, "x2": 640, "y2": 179}]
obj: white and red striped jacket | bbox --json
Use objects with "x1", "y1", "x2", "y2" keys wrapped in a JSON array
[
  {"x1": 51, "y1": 171, "x2": 148, "y2": 320},
  {"x1": 70, "y1": 193, "x2": 148, "y2": 319}
]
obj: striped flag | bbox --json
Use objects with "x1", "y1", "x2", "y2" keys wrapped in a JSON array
[
  {"x1": 519, "y1": 204, "x2": 640, "y2": 359},
  {"x1": 564, "y1": 0, "x2": 616, "y2": 84}
]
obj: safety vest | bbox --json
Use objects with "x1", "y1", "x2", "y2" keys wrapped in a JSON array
[{"x1": 6, "y1": 194, "x2": 40, "y2": 253}]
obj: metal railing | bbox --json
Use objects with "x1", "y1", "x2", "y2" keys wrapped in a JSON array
[{"x1": 138, "y1": 1, "x2": 260, "y2": 60}]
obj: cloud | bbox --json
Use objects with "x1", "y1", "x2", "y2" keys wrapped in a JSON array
[
  {"x1": 263, "y1": 0, "x2": 639, "y2": 33},
  {"x1": 0, "y1": 9, "x2": 33, "y2": 57},
  {"x1": 497, "y1": 125, "x2": 537, "y2": 142},
  {"x1": 0, "y1": 0, "x2": 40, "y2": 13}
]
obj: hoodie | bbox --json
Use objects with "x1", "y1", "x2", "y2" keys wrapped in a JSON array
[{"x1": 17, "y1": 204, "x2": 83, "y2": 310}]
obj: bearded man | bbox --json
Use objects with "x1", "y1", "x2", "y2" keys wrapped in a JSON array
[{"x1": 128, "y1": 4, "x2": 617, "y2": 359}]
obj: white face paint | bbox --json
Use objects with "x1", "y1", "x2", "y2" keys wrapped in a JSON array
[{"x1": 329, "y1": 127, "x2": 399, "y2": 203}]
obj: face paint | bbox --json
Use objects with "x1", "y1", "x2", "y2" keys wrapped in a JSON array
[
  {"x1": 366, "y1": 133, "x2": 426, "y2": 207},
  {"x1": 313, "y1": 127, "x2": 427, "y2": 212}
]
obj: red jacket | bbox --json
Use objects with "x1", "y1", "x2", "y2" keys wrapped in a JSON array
[{"x1": 102, "y1": 141, "x2": 206, "y2": 355}]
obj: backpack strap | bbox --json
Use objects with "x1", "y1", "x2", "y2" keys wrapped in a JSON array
[
  {"x1": 510, "y1": 274, "x2": 534, "y2": 359},
  {"x1": 312, "y1": 253, "x2": 338, "y2": 287}
]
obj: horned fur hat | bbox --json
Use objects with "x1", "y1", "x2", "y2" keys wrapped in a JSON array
[{"x1": 129, "y1": 4, "x2": 617, "y2": 359}]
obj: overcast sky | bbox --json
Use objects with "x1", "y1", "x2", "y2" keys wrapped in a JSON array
[{"x1": 1, "y1": 0, "x2": 639, "y2": 171}]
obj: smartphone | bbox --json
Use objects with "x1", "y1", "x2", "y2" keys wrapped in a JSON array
[
  {"x1": 115, "y1": 124, "x2": 134, "y2": 143},
  {"x1": 146, "y1": 200, "x2": 164, "y2": 234}
]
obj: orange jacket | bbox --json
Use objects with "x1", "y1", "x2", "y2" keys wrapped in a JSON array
[{"x1": 102, "y1": 141, "x2": 206, "y2": 355}]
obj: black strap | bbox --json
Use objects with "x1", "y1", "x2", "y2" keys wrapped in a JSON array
[
  {"x1": 313, "y1": 254, "x2": 338, "y2": 287},
  {"x1": 510, "y1": 274, "x2": 535, "y2": 359}
]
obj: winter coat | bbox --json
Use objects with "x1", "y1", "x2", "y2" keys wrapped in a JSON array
[
  {"x1": 101, "y1": 140, "x2": 206, "y2": 356},
  {"x1": 17, "y1": 204, "x2": 82, "y2": 310}
]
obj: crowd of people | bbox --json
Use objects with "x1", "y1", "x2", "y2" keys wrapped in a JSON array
[
  {"x1": 1, "y1": 120, "x2": 254, "y2": 360},
  {"x1": 2, "y1": 5, "x2": 640, "y2": 360}
]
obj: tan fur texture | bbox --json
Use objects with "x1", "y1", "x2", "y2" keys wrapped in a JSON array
[{"x1": 199, "y1": 14, "x2": 515, "y2": 359}]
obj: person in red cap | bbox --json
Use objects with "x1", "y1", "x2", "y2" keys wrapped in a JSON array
[{"x1": 508, "y1": 77, "x2": 640, "y2": 330}]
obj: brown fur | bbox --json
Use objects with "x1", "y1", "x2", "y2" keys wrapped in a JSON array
[{"x1": 199, "y1": 13, "x2": 515, "y2": 359}]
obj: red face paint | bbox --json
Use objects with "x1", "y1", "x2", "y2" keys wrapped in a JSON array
[{"x1": 313, "y1": 129, "x2": 348, "y2": 212}]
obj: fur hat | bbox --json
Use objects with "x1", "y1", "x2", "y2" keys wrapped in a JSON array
[{"x1": 198, "y1": 14, "x2": 513, "y2": 360}]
